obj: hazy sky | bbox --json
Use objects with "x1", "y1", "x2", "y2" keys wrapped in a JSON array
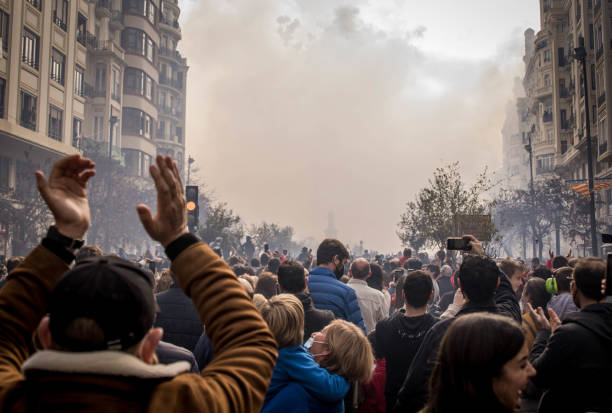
[{"x1": 177, "y1": 0, "x2": 540, "y2": 252}]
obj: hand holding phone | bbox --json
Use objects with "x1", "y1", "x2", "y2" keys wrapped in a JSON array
[{"x1": 447, "y1": 237, "x2": 471, "y2": 251}]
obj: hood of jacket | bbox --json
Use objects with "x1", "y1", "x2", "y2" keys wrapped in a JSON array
[{"x1": 564, "y1": 302, "x2": 612, "y2": 344}]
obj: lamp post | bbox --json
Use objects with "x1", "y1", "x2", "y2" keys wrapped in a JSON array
[
  {"x1": 109, "y1": 115, "x2": 119, "y2": 159},
  {"x1": 572, "y1": 46, "x2": 599, "y2": 256},
  {"x1": 524, "y1": 132, "x2": 537, "y2": 259},
  {"x1": 187, "y1": 155, "x2": 195, "y2": 185}
]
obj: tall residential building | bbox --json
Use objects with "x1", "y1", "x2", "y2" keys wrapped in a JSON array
[
  {"x1": 520, "y1": 0, "x2": 612, "y2": 230},
  {"x1": 0, "y1": 0, "x2": 188, "y2": 255}
]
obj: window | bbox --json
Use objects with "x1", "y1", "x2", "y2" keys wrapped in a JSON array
[
  {"x1": 73, "y1": 117, "x2": 82, "y2": 147},
  {"x1": 19, "y1": 90, "x2": 37, "y2": 130},
  {"x1": 544, "y1": 49, "x2": 551, "y2": 62},
  {"x1": 597, "y1": 25, "x2": 603, "y2": 51},
  {"x1": 123, "y1": 149, "x2": 151, "y2": 176},
  {"x1": 544, "y1": 73, "x2": 551, "y2": 87},
  {"x1": 176, "y1": 126, "x2": 183, "y2": 143},
  {"x1": 50, "y1": 48, "x2": 65, "y2": 85},
  {"x1": 546, "y1": 128, "x2": 554, "y2": 143},
  {"x1": 76, "y1": 13, "x2": 87, "y2": 45},
  {"x1": 145, "y1": 75, "x2": 153, "y2": 100},
  {"x1": 52, "y1": 0, "x2": 68, "y2": 31},
  {"x1": 0, "y1": 155, "x2": 9, "y2": 192},
  {"x1": 121, "y1": 28, "x2": 155, "y2": 63},
  {"x1": 123, "y1": 107, "x2": 153, "y2": 139},
  {"x1": 94, "y1": 116, "x2": 104, "y2": 140},
  {"x1": 48, "y1": 105, "x2": 63, "y2": 141},
  {"x1": 95, "y1": 66, "x2": 106, "y2": 95},
  {"x1": 592, "y1": 64, "x2": 596, "y2": 90},
  {"x1": 158, "y1": 90, "x2": 166, "y2": 107},
  {"x1": 111, "y1": 67, "x2": 121, "y2": 101},
  {"x1": 124, "y1": 67, "x2": 155, "y2": 101},
  {"x1": 26, "y1": 0, "x2": 42, "y2": 11},
  {"x1": 0, "y1": 78, "x2": 5, "y2": 118},
  {"x1": 158, "y1": 119, "x2": 165, "y2": 138},
  {"x1": 22, "y1": 29, "x2": 39, "y2": 69},
  {"x1": 147, "y1": 1, "x2": 156, "y2": 25},
  {"x1": 536, "y1": 154, "x2": 554, "y2": 174},
  {"x1": 74, "y1": 65, "x2": 84, "y2": 96},
  {"x1": 0, "y1": 9, "x2": 9, "y2": 52}
]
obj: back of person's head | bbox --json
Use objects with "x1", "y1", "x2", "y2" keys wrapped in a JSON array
[
  {"x1": 532, "y1": 265, "x2": 552, "y2": 280},
  {"x1": 531, "y1": 257, "x2": 540, "y2": 267},
  {"x1": 367, "y1": 262, "x2": 384, "y2": 291},
  {"x1": 254, "y1": 293, "x2": 304, "y2": 347},
  {"x1": 232, "y1": 264, "x2": 254, "y2": 277},
  {"x1": 402, "y1": 270, "x2": 433, "y2": 308},
  {"x1": 277, "y1": 260, "x2": 306, "y2": 294},
  {"x1": 436, "y1": 250, "x2": 446, "y2": 263},
  {"x1": 440, "y1": 264, "x2": 453, "y2": 278},
  {"x1": 239, "y1": 277, "x2": 255, "y2": 298},
  {"x1": 523, "y1": 278, "x2": 551, "y2": 309},
  {"x1": 553, "y1": 266, "x2": 573, "y2": 293},
  {"x1": 350, "y1": 258, "x2": 370, "y2": 280},
  {"x1": 255, "y1": 272, "x2": 279, "y2": 299},
  {"x1": 47, "y1": 256, "x2": 155, "y2": 353},
  {"x1": 267, "y1": 257, "x2": 281, "y2": 275},
  {"x1": 426, "y1": 313, "x2": 526, "y2": 413},
  {"x1": 339, "y1": 275, "x2": 350, "y2": 283},
  {"x1": 319, "y1": 319, "x2": 373, "y2": 382},
  {"x1": 457, "y1": 255, "x2": 500, "y2": 303},
  {"x1": 75, "y1": 245, "x2": 103, "y2": 264},
  {"x1": 499, "y1": 258, "x2": 522, "y2": 278},
  {"x1": 427, "y1": 264, "x2": 440, "y2": 278},
  {"x1": 418, "y1": 252, "x2": 430, "y2": 265},
  {"x1": 404, "y1": 257, "x2": 423, "y2": 271},
  {"x1": 551, "y1": 255, "x2": 569, "y2": 270},
  {"x1": 403, "y1": 248, "x2": 412, "y2": 258},
  {"x1": 6, "y1": 256, "x2": 24, "y2": 273},
  {"x1": 573, "y1": 257, "x2": 605, "y2": 301},
  {"x1": 251, "y1": 257, "x2": 260, "y2": 268},
  {"x1": 154, "y1": 269, "x2": 173, "y2": 294},
  {"x1": 260, "y1": 253, "x2": 270, "y2": 267},
  {"x1": 316, "y1": 238, "x2": 350, "y2": 265},
  {"x1": 228, "y1": 255, "x2": 242, "y2": 266},
  {"x1": 389, "y1": 258, "x2": 401, "y2": 270}
]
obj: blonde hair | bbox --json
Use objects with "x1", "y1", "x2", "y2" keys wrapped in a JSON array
[
  {"x1": 319, "y1": 319, "x2": 374, "y2": 382},
  {"x1": 154, "y1": 269, "x2": 173, "y2": 294},
  {"x1": 254, "y1": 293, "x2": 304, "y2": 348}
]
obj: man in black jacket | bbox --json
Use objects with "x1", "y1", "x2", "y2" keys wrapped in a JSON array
[
  {"x1": 375, "y1": 270, "x2": 437, "y2": 412},
  {"x1": 527, "y1": 257, "x2": 612, "y2": 413},
  {"x1": 393, "y1": 235, "x2": 521, "y2": 413},
  {"x1": 155, "y1": 276, "x2": 203, "y2": 352},
  {"x1": 277, "y1": 260, "x2": 335, "y2": 340}
]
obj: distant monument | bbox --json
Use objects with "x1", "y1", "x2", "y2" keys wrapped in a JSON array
[{"x1": 324, "y1": 211, "x2": 337, "y2": 239}]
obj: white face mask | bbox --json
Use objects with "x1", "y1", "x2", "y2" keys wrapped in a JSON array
[{"x1": 304, "y1": 337, "x2": 328, "y2": 358}]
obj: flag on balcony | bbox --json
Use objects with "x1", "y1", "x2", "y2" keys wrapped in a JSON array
[{"x1": 567, "y1": 178, "x2": 612, "y2": 198}]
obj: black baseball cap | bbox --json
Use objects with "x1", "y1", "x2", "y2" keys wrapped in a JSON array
[{"x1": 49, "y1": 256, "x2": 156, "y2": 352}]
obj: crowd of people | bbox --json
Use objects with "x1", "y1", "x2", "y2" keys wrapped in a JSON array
[{"x1": 0, "y1": 154, "x2": 610, "y2": 413}]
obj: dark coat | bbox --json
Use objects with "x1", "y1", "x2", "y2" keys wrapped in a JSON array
[
  {"x1": 155, "y1": 284, "x2": 203, "y2": 352},
  {"x1": 375, "y1": 311, "x2": 437, "y2": 412},
  {"x1": 393, "y1": 272, "x2": 520, "y2": 413},
  {"x1": 530, "y1": 302, "x2": 612, "y2": 413},
  {"x1": 295, "y1": 292, "x2": 335, "y2": 340},
  {"x1": 435, "y1": 276, "x2": 454, "y2": 298},
  {"x1": 156, "y1": 340, "x2": 199, "y2": 373}
]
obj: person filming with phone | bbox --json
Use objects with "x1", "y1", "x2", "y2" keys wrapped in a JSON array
[{"x1": 526, "y1": 257, "x2": 612, "y2": 413}]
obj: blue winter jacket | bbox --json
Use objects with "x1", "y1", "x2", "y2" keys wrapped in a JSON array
[
  {"x1": 262, "y1": 345, "x2": 350, "y2": 413},
  {"x1": 308, "y1": 267, "x2": 366, "y2": 332}
]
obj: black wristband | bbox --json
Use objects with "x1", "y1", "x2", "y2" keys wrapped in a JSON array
[
  {"x1": 47, "y1": 225, "x2": 85, "y2": 250},
  {"x1": 165, "y1": 233, "x2": 200, "y2": 261},
  {"x1": 42, "y1": 237, "x2": 76, "y2": 265}
]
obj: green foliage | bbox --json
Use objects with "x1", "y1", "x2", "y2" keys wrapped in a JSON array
[
  {"x1": 249, "y1": 222, "x2": 296, "y2": 253},
  {"x1": 398, "y1": 162, "x2": 496, "y2": 250},
  {"x1": 199, "y1": 202, "x2": 244, "y2": 253}
]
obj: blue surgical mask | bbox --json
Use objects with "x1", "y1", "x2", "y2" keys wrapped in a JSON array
[{"x1": 304, "y1": 337, "x2": 314, "y2": 349}]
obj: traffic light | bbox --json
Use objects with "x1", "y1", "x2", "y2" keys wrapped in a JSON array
[{"x1": 186, "y1": 185, "x2": 199, "y2": 232}]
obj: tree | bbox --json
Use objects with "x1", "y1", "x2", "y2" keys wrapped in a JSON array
[
  {"x1": 199, "y1": 202, "x2": 244, "y2": 254},
  {"x1": 398, "y1": 163, "x2": 496, "y2": 250},
  {"x1": 249, "y1": 222, "x2": 297, "y2": 253}
]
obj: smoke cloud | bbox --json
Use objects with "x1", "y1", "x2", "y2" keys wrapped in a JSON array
[{"x1": 179, "y1": 0, "x2": 537, "y2": 252}]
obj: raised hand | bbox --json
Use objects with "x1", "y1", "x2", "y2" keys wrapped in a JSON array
[
  {"x1": 548, "y1": 308, "x2": 561, "y2": 333},
  {"x1": 35, "y1": 154, "x2": 96, "y2": 239},
  {"x1": 462, "y1": 234, "x2": 485, "y2": 255},
  {"x1": 137, "y1": 155, "x2": 189, "y2": 248},
  {"x1": 526, "y1": 302, "x2": 551, "y2": 331}
]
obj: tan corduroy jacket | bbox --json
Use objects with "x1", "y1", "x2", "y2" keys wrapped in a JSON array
[{"x1": 0, "y1": 241, "x2": 277, "y2": 412}]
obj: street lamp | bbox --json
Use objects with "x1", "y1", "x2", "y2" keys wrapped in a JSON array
[
  {"x1": 109, "y1": 115, "x2": 119, "y2": 159},
  {"x1": 524, "y1": 132, "x2": 537, "y2": 258},
  {"x1": 571, "y1": 46, "x2": 599, "y2": 256},
  {"x1": 187, "y1": 155, "x2": 195, "y2": 185}
]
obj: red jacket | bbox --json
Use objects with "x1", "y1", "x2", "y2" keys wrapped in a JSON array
[{"x1": 359, "y1": 359, "x2": 386, "y2": 413}]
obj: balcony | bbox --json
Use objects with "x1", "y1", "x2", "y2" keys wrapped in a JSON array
[
  {"x1": 599, "y1": 93, "x2": 606, "y2": 106},
  {"x1": 77, "y1": 31, "x2": 98, "y2": 50},
  {"x1": 53, "y1": 13, "x2": 67, "y2": 31},
  {"x1": 89, "y1": 40, "x2": 125, "y2": 60},
  {"x1": 83, "y1": 83, "x2": 105, "y2": 98},
  {"x1": 111, "y1": 90, "x2": 121, "y2": 103},
  {"x1": 600, "y1": 140, "x2": 608, "y2": 156},
  {"x1": 96, "y1": 0, "x2": 112, "y2": 17},
  {"x1": 110, "y1": 10, "x2": 124, "y2": 30},
  {"x1": 543, "y1": 111, "x2": 553, "y2": 122},
  {"x1": 26, "y1": 0, "x2": 42, "y2": 10},
  {"x1": 535, "y1": 84, "x2": 553, "y2": 99},
  {"x1": 159, "y1": 47, "x2": 187, "y2": 65},
  {"x1": 560, "y1": 86, "x2": 569, "y2": 98}
]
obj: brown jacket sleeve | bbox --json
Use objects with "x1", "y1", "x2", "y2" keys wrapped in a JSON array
[
  {"x1": 150, "y1": 242, "x2": 278, "y2": 413},
  {"x1": 0, "y1": 246, "x2": 69, "y2": 390}
]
